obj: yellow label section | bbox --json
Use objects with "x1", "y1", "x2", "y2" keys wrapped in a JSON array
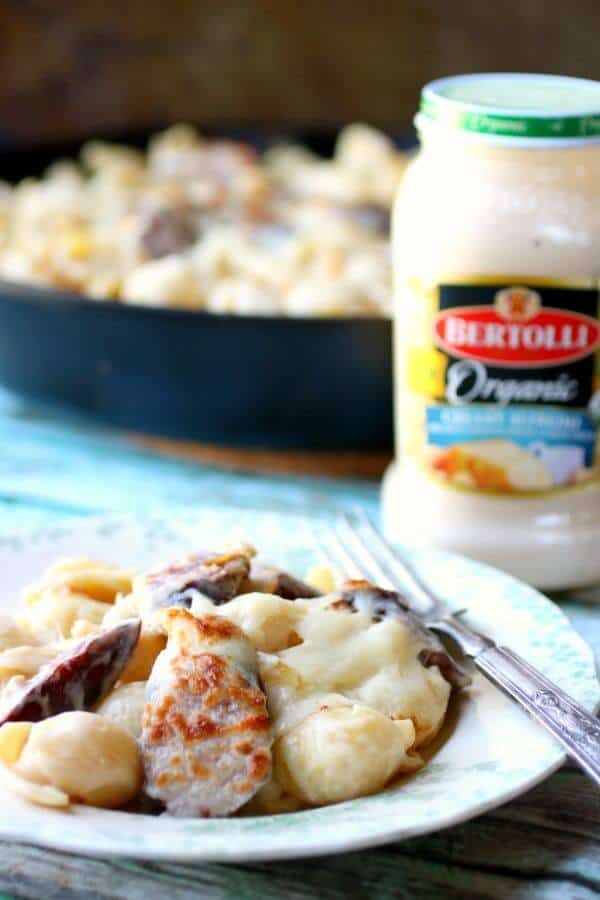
[{"x1": 407, "y1": 349, "x2": 447, "y2": 398}]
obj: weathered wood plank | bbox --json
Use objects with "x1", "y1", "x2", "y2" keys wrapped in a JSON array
[
  {"x1": 0, "y1": 770, "x2": 597, "y2": 900},
  {"x1": 3, "y1": 842, "x2": 597, "y2": 900}
]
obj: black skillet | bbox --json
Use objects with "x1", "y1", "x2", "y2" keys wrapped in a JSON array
[{"x1": 0, "y1": 128, "x2": 396, "y2": 451}]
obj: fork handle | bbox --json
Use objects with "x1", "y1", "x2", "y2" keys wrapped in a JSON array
[{"x1": 475, "y1": 645, "x2": 600, "y2": 787}]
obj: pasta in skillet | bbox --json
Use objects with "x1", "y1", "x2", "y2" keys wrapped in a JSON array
[
  {"x1": 0, "y1": 545, "x2": 468, "y2": 816},
  {"x1": 0, "y1": 124, "x2": 409, "y2": 317}
]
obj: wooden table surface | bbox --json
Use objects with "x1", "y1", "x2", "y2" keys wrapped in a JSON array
[{"x1": 0, "y1": 388, "x2": 598, "y2": 900}]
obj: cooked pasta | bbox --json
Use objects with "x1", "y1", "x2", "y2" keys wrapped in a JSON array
[
  {"x1": 17, "y1": 558, "x2": 133, "y2": 643},
  {"x1": 96, "y1": 681, "x2": 147, "y2": 739},
  {"x1": 0, "y1": 547, "x2": 462, "y2": 817},
  {"x1": 8, "y1": 712, "x2": 142, "y2": 808},
  {"x1": 0, "y1": 124, "x2": 409, "y2": 317}
]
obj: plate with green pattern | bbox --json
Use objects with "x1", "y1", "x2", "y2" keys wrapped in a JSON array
[{"x1": 0, "y1": 507, "x2": 597, "y2": 862}]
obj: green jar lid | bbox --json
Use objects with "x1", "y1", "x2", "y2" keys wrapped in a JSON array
[{"x1": 418, "y1": 74, "x2": 600, "y2": 143}]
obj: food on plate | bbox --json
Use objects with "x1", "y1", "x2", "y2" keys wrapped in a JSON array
[
  {"x1": 0, "y1": 619, "x2": 140, "y2": 725},
  {"x1": 338, "y1": 581, "x2": 469, "y2": 690},
  {"x1": 134, "y1": 546, "x2": 319, "y2": 613},
  {"x1": 0, "y1": 712, "x2": 142, "y2": 808},
  {"x1": 270, "y1": 704, "x2": 416, "y2": 807},
  {"x1": 96, "y1": 681, "x2": 147, "y2": 739},
  {"x1": 244, "y1": 564, "x2": 320, "y2": 600},
  {"x1": 118, "y1": 628, "x2": 166, "y2": 683},
  {"x1": 23, "y1": 557, "x2": 134, "y2": 608},
  {"x1": 18, "y1": 557, "x2": 134, "y2": 642},
  {"x1": 134, "y1": 547, "x2": 253, "y2": 611},
  {"x1": 141, "y1": 608, "x2": 272, "y2": 816},
  {"x1": 0, "y1": 124, "x2": 409, "y2": 317},
  {"x1": 0, "y1": 544, "x2": 468, "y2": 816}
]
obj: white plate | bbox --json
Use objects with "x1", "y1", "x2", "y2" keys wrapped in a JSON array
[{"x1": 0, "y1": 507, "x2": 597, "y2": 862}]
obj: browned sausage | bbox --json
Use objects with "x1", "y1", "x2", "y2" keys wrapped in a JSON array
[
  {"x1": 137, "y1": 549, "x2": 252, "y2": 611},
  {"x1": 243, "y1": 563, "x2": 321, "y2": 600},
  {"x1": 0, "y1": 619, "x2": 141, "y2": 725},
  {"x1": 139, "y1": 205, "x2": 197, "y2": 259},
  {"x1": 140, "y1": 609, "x2": 272, "y2": 817}
]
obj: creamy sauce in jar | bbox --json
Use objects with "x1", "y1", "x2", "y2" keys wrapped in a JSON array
[{"x1": 383, "y1": 74, "x2": 600, "y2": 591}]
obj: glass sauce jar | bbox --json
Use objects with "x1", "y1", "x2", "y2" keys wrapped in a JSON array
[{"x1": 383, "y1": 74, "x2": 600, "y2": 591}]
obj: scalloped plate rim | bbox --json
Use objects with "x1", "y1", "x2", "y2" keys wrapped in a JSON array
[{"x1": 0, "y1": 506, "x2": 596, "y2": 863}]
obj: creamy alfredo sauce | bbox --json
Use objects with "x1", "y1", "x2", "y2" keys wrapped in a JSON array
[{"x1": 384, "y1": 74, "x2": 600, "y2": 591}]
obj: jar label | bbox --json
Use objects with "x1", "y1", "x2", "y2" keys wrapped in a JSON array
[{"x1": 403, "y1": 279, "x2": 600, "y2": 494}]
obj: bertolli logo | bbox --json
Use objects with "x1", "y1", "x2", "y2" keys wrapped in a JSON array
[{"x1": 434, "y1": 286, "x2": 600, "y2": 367}]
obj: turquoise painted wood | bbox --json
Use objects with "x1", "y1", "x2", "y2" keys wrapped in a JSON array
[{"x1": 0, "y1": 385, "x2": 598, "y2": 899}]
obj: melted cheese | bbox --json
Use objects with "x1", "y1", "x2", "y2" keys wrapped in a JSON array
[{"x1": 221, "y1": 592, "x2": 450, "y2": 811}]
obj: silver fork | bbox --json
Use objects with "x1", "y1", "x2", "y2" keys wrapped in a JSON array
[{"x1": 313, "y1": 508, "x2": 600, "y2": 788}]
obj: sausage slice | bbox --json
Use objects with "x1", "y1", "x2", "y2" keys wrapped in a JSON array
[
  {"x1": 140, "y1": 608, "x2": 272, "y2": 817},
  {"x1": 243, "y1": 564, "x2": 321, "y2": 600},
  {"x1": 0, "y1": 619, "x2": 141, "y2": 725},
  {"x1": 139, "y1": 205, "x2": 198, "y2": 259},
  {"x1": 135, "y1": 549, "x2": 253, "y2": 612}
]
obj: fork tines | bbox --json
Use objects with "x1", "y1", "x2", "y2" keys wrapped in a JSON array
[{"x1": 313, "y1": 509, "x2": 443, "y2": 618}]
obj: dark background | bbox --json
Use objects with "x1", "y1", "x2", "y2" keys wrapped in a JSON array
[{"x1": 1, "y1": 0, "x2": 599, "y2": 145}]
